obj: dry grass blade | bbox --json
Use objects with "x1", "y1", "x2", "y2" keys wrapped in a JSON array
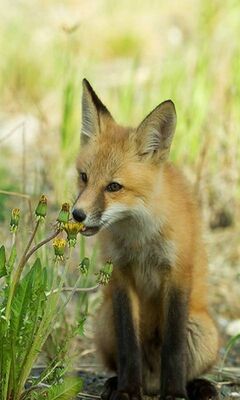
[
  {"x1": 0, "y1": 121, "x2": 25, "y2": 144},
  {"x1": 213, "y1": 366, "x2": 240, "y2": 383},
  {"x1": 77, "y1": 393, "x2": 101, "y2": 400}
]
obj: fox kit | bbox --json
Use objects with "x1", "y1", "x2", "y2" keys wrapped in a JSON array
[{"x1": 73, "y1": 79, "x2": 219, "y2": 400}]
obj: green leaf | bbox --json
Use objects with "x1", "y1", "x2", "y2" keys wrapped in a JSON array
[
  {"x1": 223, "y1": 333, "x2": 240, "y2": 365},
  {"x1": 0, "y1": 311, "x2": 11, "y2": 399},
  {"x1": 15, "y1": 259, "x2": 60, "y2": 396},
  {"x1": 0, "y1": 245, "x2": 7, "y2": 278},
  {"x1": 45, "y1": 378, "x2": 82, "y2": 400},
  {"x1": 10, "y1": 258, "x2": 47, "y2": 382},
  {"x1": 76, "y1": 314, "x2": 87, "y2": 337},
  {"x1": 11, "y1": 270, "x2": 32, "y2": 337}
]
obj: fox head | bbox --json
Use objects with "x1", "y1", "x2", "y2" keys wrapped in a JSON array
[{"x1": 73, "y1": 79, "x2": 176, "y2": 236}]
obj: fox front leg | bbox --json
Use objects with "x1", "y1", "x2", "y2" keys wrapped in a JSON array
[
  {"x1": 112, "y1": 288, "x2": 142, "y2": 400},
  {"x1": 160, "y1": 287, "x2": 189, "y2": 400}
]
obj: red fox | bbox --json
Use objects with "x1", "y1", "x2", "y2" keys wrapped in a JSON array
[{"x1": 73, "y1": 79, "x2": 219, "y2": 400}]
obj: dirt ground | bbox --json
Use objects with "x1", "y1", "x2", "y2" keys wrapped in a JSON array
[{"x1": 76, "y1": 370, "x2": 240, "y2": 400}]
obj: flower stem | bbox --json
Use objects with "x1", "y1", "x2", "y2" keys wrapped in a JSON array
[
  {"x1": 24, "y1": 228, "x2": 61, "y2": 265},
  {"x1": 11, "y1": 232, "x2": 16, "y2": 247},
  {"x1": 5, "y1": 219, "x2": 40, "y2": 321}
]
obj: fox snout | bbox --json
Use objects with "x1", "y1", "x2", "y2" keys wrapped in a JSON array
[
  {"x1": 72, "y1": 208, "x2": 86, "y2": 223},
  {"x1": 72, "y1": 206, "x2": 101, "y2": 236}
]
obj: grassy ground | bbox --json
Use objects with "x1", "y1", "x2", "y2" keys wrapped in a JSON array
[{"x1": 0, "y1": 0, "x2": 240, "y2": 397}]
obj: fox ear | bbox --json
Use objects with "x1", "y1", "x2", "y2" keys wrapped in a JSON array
[
  {"x1": 136, "y1": 100, "x2": 176, "y2": 160},
  {"x1": 81, "y1": 79, "x2": 113, "y2": 144}
]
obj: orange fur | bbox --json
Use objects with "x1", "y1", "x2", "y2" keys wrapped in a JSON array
[{"x1": 75, "y1": 80, "x2": 219, "y2": 395}]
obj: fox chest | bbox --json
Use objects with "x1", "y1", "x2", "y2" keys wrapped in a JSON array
[{"x1": 106, "y1": 235, "x2": 177, "y2": 296}]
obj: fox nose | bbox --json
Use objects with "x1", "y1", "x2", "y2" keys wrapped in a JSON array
[{"x1": 72, "y1": 208, "x2": 87, "y2": 223}]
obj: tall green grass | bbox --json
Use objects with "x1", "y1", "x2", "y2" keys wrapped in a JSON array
[{"x1": 0, "y1": 198, "x2": 104, "y2": 399}]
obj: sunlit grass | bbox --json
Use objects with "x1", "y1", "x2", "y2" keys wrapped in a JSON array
[
  {"x1": 0, "y1": 0, "x2": 239, "y2": 209},
  {"x1": 0, "y1": 5, "x2": 239, "y2": 224}
]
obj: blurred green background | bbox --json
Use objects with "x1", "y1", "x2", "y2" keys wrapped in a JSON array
[{"x1": 0, "y1": 0, "x2": 240, "y2": 319}]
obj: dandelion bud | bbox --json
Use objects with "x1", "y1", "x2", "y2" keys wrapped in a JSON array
[
  {"x1": 63, "y1": 221, "x2": 83, "y2": 247},
  {"x1": 79, "y1": 257, "x2": 90, "y2": 276},
  {"x1": 57, "y1": 203, "x2": 70, "y2": 226},
  {"x1": 35, "y1": 195, "x2": 48, "y2": 220},
  {"x1": 53, "y1": 238, "x2": 67, "y2": 260},
  {"x1": 97, "y1": 261, "x2": 113, "y2": 285},
  {"x1": 10, "y1": 208, "x2": 20, "y2": 233}
]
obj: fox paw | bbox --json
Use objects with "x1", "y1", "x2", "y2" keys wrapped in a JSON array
[
  {"x1": 187, "y1": 379, "x2": 219, "y2": 400},
  {"x1": 110, "y1": 390, "x2": 142, "y2": 400},
  {"x1": 160, "y1": 394, "x2": 187, "y2": 400},
  {"x1": 101, "y1": 377, "x2": 142, "y2": 400},
  {"x1": 101, "y1": 377, "x2": 118, "y2": 400}
]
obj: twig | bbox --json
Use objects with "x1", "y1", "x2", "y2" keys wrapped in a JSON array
[
  {"x1": 24, "y1": 228, "x2": 61, "y2": 264},
  {"x1": 17, "y1": 220, "x2": 40, "y2": 270},
  {"x1": 61, "y1": 284, "x2": 99, "y2": 293},
  {"x1": 0, "y1": 189, "x2": 30, "y2": 199},
  {"x1": 0, "y1": 121, "x2": 25, "y2": 144},
  {"x1": 46, "y1": 284, "x2": 100, "y2": 296}
]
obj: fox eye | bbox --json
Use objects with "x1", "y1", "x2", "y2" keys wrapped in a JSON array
[
  {"x1": 105, "y1": 182, "x2": 123, "y2": 192},
  {"x1": 80, "y1": 172, "x2": 88, "y2": 183}
]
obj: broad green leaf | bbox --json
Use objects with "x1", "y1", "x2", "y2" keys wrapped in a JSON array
[
  {"x1": 0, "y1": 245, "x2": 7, "y2": 278},
  {"x1": 45, "y1": 378, "x2": 82, "y2": 400},
  {"x1": 11, "y1": 272, "x2": 32, "y2": 336},
  {"x1": 10, "y1": 258, "x2": 47, "y2": 381}
]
